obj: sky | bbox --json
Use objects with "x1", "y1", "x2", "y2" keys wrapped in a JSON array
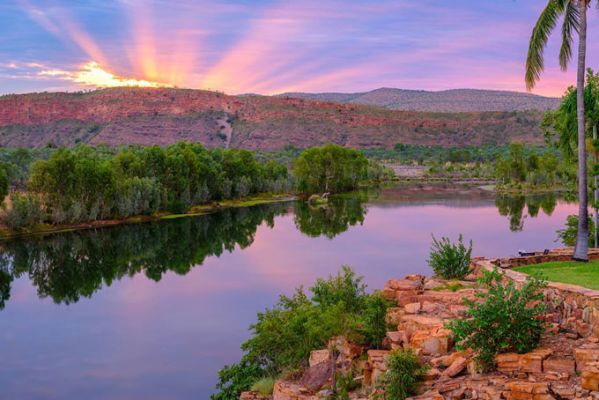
[{"x1": 0, "y1": 0, "x2": 597, "y2": 97}]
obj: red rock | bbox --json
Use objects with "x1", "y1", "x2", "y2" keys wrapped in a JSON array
[
  {"x1": 442, "y1": 356, "x2": 468, "y2": 378},
  {"x1": 299, "y1": 361, "x2": 332, "y2": 392},
  {"x1": 581, "y1": 363, "x2": 599, "y2": 391},
  {"x1": 273, "y1": 380, "x2": 319, "y2": 400},
  {"x1": 308, "y1": 350, "x2": 329, "y2": 367},
  {"x1": 542, "y1": 358, "x2": 575, "y2": 375},
  {"x1": 574, "y1": 346, "x2": 599, "y2": 371},
  {"x1": 405, "y1": 302, "x2": 422, "y2": 314}
]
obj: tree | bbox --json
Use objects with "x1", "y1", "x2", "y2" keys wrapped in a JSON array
[
  {"x1": 0, "y1": 165, "x2": 9, "y2": 206},
  {"x1": 526, "y1": 0, "x2": 593, "y2": 260}
]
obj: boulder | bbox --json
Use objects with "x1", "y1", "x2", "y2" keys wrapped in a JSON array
[
  {"x1": 503, "y1": 381, "x2": 551, "y2": 400},
  {"x1": 240, "y1": 391, "x2": 270, "y2": 400},
  {"x1": 581, "y1": 363, "x2": 599, "y2": 391},
  {"x1": 405, "y1": 302, "x2": 422, "y2": 314},
  {"x1": 542, "y1": 358, "x2": 575, "y2": 376},
  {"x1": 574, "y1": 346, "x2": 599, "y2": 372},
  {"x1": 496, "y1": 348, "x2": 553, "y2": 374},
  {"x1": 273, "y1": 380, "x2": 319, "y2": 400},
  {"x1": 299, "y1": 361, "x2": 332, "y2": 392},
  {"x1": 409, "y1": 327, "x2": 452, "y2": 356},
  {"x1": 309, "y1": 349, "x2": 330, "y2": 367},
  {"x1": 328, "y1": 336, "x2": 362, "y2": 362},
  {"x1": 441, "y1": 356, "x2": 468, "y2": 378}
]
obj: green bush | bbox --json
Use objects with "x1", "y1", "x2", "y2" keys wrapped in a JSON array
[
  {"x1": 213, "y1": 266, "x2": 387, "y2": 400},
  {"x1": 447, "y1": 268, "x2": 547, "y2": 371},
  {"x1": 557, "y1": 214, "x2": 595, "y2": 247},
  {"x1": 4, "y1": 193, "x2": 44, "y2": 229},
  {"x1": 359, "y1": 292, "x2": 390, "y2": 349},
  {"x1": 250, "y1": 377, "x2": 276, "y2": 396},
  {"x1": 427, "y1": 234, "x2": 472, "y2": 279},
  {"x1": 376, "y1": 349, "x2": 427, "y2": 400}
]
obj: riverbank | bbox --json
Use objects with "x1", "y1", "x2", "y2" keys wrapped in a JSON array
[{"x1": 0, "y1": 193, "x2": 296, "y2": 241}]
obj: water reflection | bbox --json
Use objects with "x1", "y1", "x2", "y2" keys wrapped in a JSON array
[
  {"x1": 0, "y1": 189, "x2": 565, "y2": 311},
  {"x1": 495, "y1": 193, "x2": 559, "y2": 231}
]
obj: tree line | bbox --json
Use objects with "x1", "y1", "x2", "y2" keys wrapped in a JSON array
[{"x1": 0, "y1": 143, "x2": 391, "y2": 229}]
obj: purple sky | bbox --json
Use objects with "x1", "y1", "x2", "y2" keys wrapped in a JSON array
[{"x1": 0, "y1": 0, "x2": 597, "y2": 96}]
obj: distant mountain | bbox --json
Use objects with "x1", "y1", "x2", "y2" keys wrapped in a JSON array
[
  {"x1": 0, "y1": 87, "x2": 547, "y2": 149},
  {"x1": 277, "y1": 88, "x2": 560, "y2": 113}
]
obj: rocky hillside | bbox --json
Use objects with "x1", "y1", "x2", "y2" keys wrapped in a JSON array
[
  {"x1": 278, "y1": 88, "x2": 560, "y2": 113},
  {"x1": 0, "y1": 88, "x2": 547, "y2": 149}
]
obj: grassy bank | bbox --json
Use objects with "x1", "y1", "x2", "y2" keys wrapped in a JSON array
[
  {"x1": 0, "y1": 193, "x2": 296, "y2": 241},
  {"x1": 514, "y1": 260, "x2": 599, "y2": 290}
]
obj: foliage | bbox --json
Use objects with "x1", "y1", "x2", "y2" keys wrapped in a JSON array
[
  {"x1": 212, "y1": 360, "x2": 263, "y2": 400},
  {"x1": 293, "y1": 144, "x2": 368, "y2": 194},
  {"x1": 214, "y1": 266, "x2": 388, "y2": 399},
  {"x1": 556, "y1": 214, "x2": 595, "y2": 247},
  {"x1": 494, "y1": 142, "x2": 560, "y2": 188},
  {"x1": 447, "y1": 268, "x2": 547, "y2": 371},
  {"x1": 332, "y1": 369, "x2": 360, "y2": 400},
  {"x1": 250, "y1": 377, "x2": 276, "y2": 397},
  {"x1": 3, "y1": 193, "x2": 45, "y2": 229},
  {"x1": 375, "y1": 349, "x2": 427, "y2": 400},
  {"x1": 360, "y1": 292, "x2": 391, "y2": 349},
  {"x1": 0, "y1": 165, "x2": 8, "y2": 206},
  {"x1": 427, "y1": 234, "x2": 473, "y2": 279}
]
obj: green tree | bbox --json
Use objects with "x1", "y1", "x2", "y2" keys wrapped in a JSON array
[
  {"x1": 0, "y1": 165, "x2": 9, "y2": 206},
  {"x1": 526, "y1": 0, "x2": 595, "y2": 261}
]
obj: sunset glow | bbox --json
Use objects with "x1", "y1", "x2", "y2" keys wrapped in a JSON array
[{"x1": 1, "y1": 1, "x2": 598, "y2": 96}]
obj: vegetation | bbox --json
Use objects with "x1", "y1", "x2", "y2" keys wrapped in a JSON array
[
  {"x1": 557, "y1": 214, "x2": 595, "y2": 247},
  {"x1": 250, "y1": 377, "x2": 276, "y2": 397},
  {"x1": 515, "y1": 259, "x2": 599, "y2": 290},
  {"x1": 494, "y1": 142, "x2": 562, "y2": 189},
  {"x1": 374, "y1": 349, "x2": 427, "y2": 400},
  {"x1": 447, "y1": 268, "x2": 547, "y2": 371},
  {"x1": 293, "y1": 144, "x2": 369, "y2": 194},
  {"x1": 526, "y1": 0, "x2": 596, "y2": 260},
  {"x1": 212, "y1": 266, "x2": 389, "y2": 400},
  {"x1": 0, "y1": 143, "x2": 394, "y2": 231},
  {"x1": 427, "y1": 234, "x2": 473, "y2": 280}
]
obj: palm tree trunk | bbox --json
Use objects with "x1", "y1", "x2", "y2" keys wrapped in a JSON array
[{"x1": 573, "y1": 0, "x2": 589, "y2": 261}]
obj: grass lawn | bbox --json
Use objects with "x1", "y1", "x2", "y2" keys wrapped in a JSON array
[{"x1": 514, "y1": 259, "x2": 599, "y2": 290}]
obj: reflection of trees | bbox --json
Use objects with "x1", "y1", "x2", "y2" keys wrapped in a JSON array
[
  {"x1": 293, "y1": 192, "x2": 368, "y2": 239},
  {"x1": 0, "y1": 203, "x2": 289, "y2": 306},
  {"x1": 495, "y1": 193, "x2": 558, "y2": 231}
]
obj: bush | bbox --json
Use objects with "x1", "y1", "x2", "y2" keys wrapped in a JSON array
[
  {"x1": 250, "y1": 377, "x2": 275, "y2": 396},
  {"x1": 557, "y1": 214, "x2": 595, "y2": 247},
  {"x1": 4, "y1": 193, "x2": 44, "y2": 228},
  {"x1": 214, "y1": 266, "x2": 382, "y2": 399},
  {"x1": 427, "y1": 234, "x2": 472, "y2": 279},
  {"x1": 359, "y1": 292, "x2": 390, "y2": 349},
  {"x1": 376, "y1": 349, "x2": 427, "y2": 400},
  {"x1": 447, "y1": 268, "x2": 547, "y2": 371}
]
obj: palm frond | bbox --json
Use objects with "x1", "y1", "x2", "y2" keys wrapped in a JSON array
[
  {"x1": 526, "y1": 0, "x2": 564, "y2": 90},
  {"x1": 559, "y1": 0, "x2": 580, "y2": 70}
]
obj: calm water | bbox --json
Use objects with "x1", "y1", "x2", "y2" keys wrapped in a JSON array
[{"x1": 0, "y1": 185, "x2": 576, "y2": 399}]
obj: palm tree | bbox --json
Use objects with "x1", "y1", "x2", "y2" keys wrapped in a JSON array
[{"x1": 526, "y1": 0, "x2": 592, "y2": 260}]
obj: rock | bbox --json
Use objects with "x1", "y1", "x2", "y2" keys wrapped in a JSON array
[
  {"x1": 328, "y1": 336, "x2": 362, "y2": 361},
  {"x1": 549, "y1": 383, "x2": 576, "y2": 398},
  {"x1": 542, "y1": 358, "x2": 575, "y2": 375},
  {"x1": 365, "y1": 350, "x2": 390, "y2": 386},
  {"x1": 273, "y1": 380, "x2": 319, "y2": 400},
  {"x1": 299, "y1": 361, "x2": 332, "y2": 392},
  {"x1": 405, "y1": 302, "x2": 422, "y2": 314},
  {"x1": 496, "y1": 348, "x2": 553, "y2": 374},
  {"x1": 577, "y1": 320, "x2": 593, "y2": 338},
  {"x1": 409, "y1": 327, "x2": 452, "y2": 356},
  {"x1": 399, "y1": 315, "x2": 445, "y2": 338},
  {"x1": 442, "y1": 356, "x2": 468, "y2": 378},
  {"x1": 581, "y1": 363, "x2": 599, "y2": 391},
  {"x1": 309, "y1": 349, "x2": 330, "y2": 367},
  {"x1": 504, "y1": 381, "x2": 551, "y2": 400},
  {"x1": 240, "y1": 391, "x2": 270, "y2": 400},
  {"x1": 386, "y1": 331, "x2": 407, "y2": 349},
  {"x1": 574, "y1": 346, "x2": 599, "y2": 372}
]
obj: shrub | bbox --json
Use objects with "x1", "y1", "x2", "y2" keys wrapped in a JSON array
[
  {"x1": 359, "y1": 292, "x2": 390, "y2": 348},
  {"x1": 214, "y1": 266, "x2": 374, "y2": 399},
  {"x1": 447, "y1": 268, "x2": 547, "y2": 371},
  {"x1": 427, "y1": 234, "x2": 473, "y2": 279},
  {"x1": 212, "y1": 359, "x2": 262, "y2": 400},
  {"x1": 250, "y1": 377, "x2": 276, "y2": 396},
  {"x1": 557, "y1": 214, "x2": 595, "y2": 247},
  {"x1": 4, "y1": 193, "x2": 44, "y2": 229},
  {"x1": 376, "y1": 349, "x2": 427, "y2": 400}
]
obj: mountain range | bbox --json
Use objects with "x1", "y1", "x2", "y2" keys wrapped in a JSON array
[
  {"x1": 0, "y1": 87, "x2": 556, "y2": 150},
  {"x1": 277, "y1": 88, "x2": 560, "y2": 113}
]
